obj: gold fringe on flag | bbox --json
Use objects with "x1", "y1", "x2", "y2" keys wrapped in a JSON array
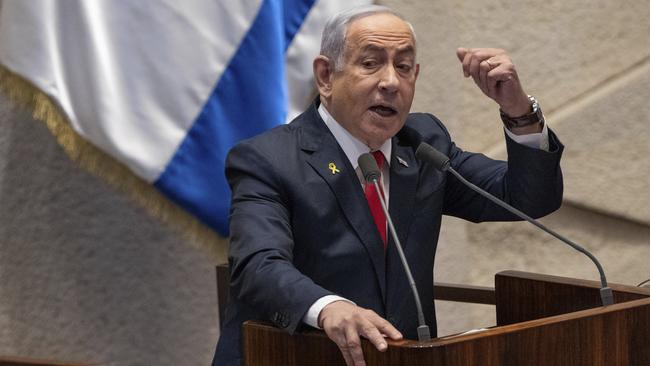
[{"x1": 0, "y1": 65, "x2": 228, "y2": 263}]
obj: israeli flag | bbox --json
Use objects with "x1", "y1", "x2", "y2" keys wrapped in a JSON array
[{"x1": 0, "y1": 0, "x2": 370, "y2": 236}]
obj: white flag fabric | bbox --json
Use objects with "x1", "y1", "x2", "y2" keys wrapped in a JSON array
[{"x1": 0, "y1": 0, "x2": 370, "y2": 236}]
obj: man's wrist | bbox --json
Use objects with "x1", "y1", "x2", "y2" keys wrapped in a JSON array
[
  {"x1": 302, "y1": 295, "x2": 355, "y2": 329},
  {"x1": 500, "y1": 95, "x2": 545, "y2": 130},
  {"x1": 499, "y1": 94, "x2": 532, "y2": 117},
  {"x1": 508, "y1": 119, "x2": 544, "y2": 135}
]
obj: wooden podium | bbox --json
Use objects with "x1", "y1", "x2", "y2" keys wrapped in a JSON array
[{"x1": 241, "y1": 271, "x2": 650, "y2": 365}]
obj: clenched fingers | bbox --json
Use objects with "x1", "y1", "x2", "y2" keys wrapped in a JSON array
[{"x1": 456, "y1": 47, "x2": 527, "y2": 108}]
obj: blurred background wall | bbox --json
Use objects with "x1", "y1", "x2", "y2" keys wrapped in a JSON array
[{"x1": 0, "y1": 0, "x2": 648, "y2": 364}]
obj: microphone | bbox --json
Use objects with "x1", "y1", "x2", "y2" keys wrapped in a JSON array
[
  {"x1": 411, "y1": 141, "x2": 614, "y2": 306},
  {"x1": 358, "y1": 153, "x2": 431, "y2": 342}
]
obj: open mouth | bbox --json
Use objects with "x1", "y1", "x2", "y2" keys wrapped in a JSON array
[{"x1": 369, "y1": 104, "x2": 397, "y2": 117}]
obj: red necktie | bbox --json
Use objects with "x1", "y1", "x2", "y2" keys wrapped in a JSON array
[{"x1": 364, "y1": 151, "x2": 387, "y2": 248}]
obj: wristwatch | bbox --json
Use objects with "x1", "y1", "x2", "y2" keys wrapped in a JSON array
[{"x1": 500, "y1": 95, "x2": 544, "y2": 129}]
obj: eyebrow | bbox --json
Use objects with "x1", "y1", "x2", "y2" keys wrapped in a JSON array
[{"x1": 360, "y1": 44, "x2": 416, "y2": 56}]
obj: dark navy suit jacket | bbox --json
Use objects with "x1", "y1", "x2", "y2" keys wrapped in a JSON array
[{"x1": 213, "y1": 100, "x2": 563, "y2": 365}]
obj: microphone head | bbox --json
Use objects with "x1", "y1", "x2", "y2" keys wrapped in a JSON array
[
  {"x1": 397, "y1": 125, "x2": 423, "y2": 149},
  {"x1": 358, "y1": 153, "x2": 381, "y2": 182},
  {"x1": 415, "y1": 143, "x2": 450, "y2": 172}
]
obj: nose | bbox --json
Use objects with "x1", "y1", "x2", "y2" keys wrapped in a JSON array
[{"x1": 378, "y1": 65, "x2": 399, "y2": 93}]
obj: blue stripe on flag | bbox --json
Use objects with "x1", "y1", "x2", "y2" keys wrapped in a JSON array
[
  {"x1": 154, "y1": 0, "x2": 316, "y2": 236},
  {"x1": 283, "y1": 0, "x2": 315, "y2": 47}
]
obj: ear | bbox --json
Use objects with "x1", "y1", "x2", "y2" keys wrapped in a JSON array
[
  {"x1": 313, "y1": 55, "x2": 335, "y2": 98},
  {"x1": 414, "y1": 63, "x2": 420, "y2": 81}
]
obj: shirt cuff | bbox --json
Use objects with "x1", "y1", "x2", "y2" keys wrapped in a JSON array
[
  {"x1": 302, "y1": 295, "x2": 356, "y2": 329},
  {"x1": 504, "y1": 120, "x2": 550, "y2": 152}
]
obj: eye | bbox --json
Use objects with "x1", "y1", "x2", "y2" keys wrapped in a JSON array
[
  {"x1": 361, "y1": 59, "x2": 378, "y2": 68},
  {"x1": 397, "y1": 63, "x2": 413, "y2": 73}
]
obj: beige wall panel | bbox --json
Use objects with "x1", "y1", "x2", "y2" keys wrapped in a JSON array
[
  {"x1": 0, "y1": 98, "x2": 219, "y2": 365},
  {"x1": 554, "y1": 62, "x2": 650, "y2": 224},
  {"x1": 382, "y1": 0, "x2": 650, "y2": 153}
]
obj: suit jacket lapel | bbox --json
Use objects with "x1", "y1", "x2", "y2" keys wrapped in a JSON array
[
  {"x1": 300, "y1": 105, "x2": 387, "y2": 302},
  {"x1": 388, "y1": 140, "x2": 419, "y2": 249},
  {"x1": 384, "y1": 133, "x2": 421, "y2": 318}
]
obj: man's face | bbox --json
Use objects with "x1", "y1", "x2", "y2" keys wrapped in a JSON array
[{"x1": 319, "y1": 13, "x2": 419, "y2": 149}]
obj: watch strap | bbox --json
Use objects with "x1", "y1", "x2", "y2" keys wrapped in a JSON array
[{"x1": 500, "y1": 95, "x2": 544, "y2": 129}]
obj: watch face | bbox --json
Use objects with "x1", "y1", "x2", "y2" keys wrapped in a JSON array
[
  {"x1": 501, "y1": 96, "x2": 543, "y2": 128},
  {"x1": 529, "y1": 96, "x2": 539, "y2": 113}
]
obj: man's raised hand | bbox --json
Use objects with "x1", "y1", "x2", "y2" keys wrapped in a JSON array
[{"x1": 456, "y1": 47, "x2": 531, "y2": 118}]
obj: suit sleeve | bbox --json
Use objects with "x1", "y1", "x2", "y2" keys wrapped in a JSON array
[
  {"x1": 435, "y1": 118, "x2": 564, "y2": 222},
  {"x1": 225, "y1": 141, "x2": 333, "y2": 334}
]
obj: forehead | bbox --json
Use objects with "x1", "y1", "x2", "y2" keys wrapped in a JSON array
[{"x1": 345, "y1": 13, "x2": 416, "y2": 53}]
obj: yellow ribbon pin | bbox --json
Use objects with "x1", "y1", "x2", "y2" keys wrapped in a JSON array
[{"x1": 328, "y1": 162, "x2": 340, "y2": 174}]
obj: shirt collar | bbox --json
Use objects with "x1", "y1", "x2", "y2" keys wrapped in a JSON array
[{"x1": 318, "y1": 104, "x2": 391, "y2": 169}]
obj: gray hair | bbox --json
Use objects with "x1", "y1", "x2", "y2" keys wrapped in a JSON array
[{"x1": 320, "y1": 5, "x2": 416, "y2": 71}]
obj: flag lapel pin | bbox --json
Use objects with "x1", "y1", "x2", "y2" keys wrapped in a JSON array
[{"x1": 397, "y1": 156, "x2": 409, "y2": 167}]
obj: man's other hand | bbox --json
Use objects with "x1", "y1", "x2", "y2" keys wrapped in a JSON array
[
  {"x1": 318, "y1": 300, "x2": 403, "y2": 366},
  {"x1": 456, "y1": 47, "x2": 531, "y2": 118}
]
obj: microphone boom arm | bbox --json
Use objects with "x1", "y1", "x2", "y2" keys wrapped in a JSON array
[
  {"x1": 372, "y1": 178, "x2": 432, "y2": 341},
  {"x1": 445, "y1": 166, "x2": 614, "y2": 306}
]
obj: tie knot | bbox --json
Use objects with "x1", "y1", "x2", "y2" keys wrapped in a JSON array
[{"x1": 371, "y1": 151, "x2": 385, "y2": 170}]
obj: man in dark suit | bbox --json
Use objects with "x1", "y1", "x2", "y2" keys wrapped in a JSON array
[{"x1": 214, "y1": 5, "x2": 563, "y2": 366}]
